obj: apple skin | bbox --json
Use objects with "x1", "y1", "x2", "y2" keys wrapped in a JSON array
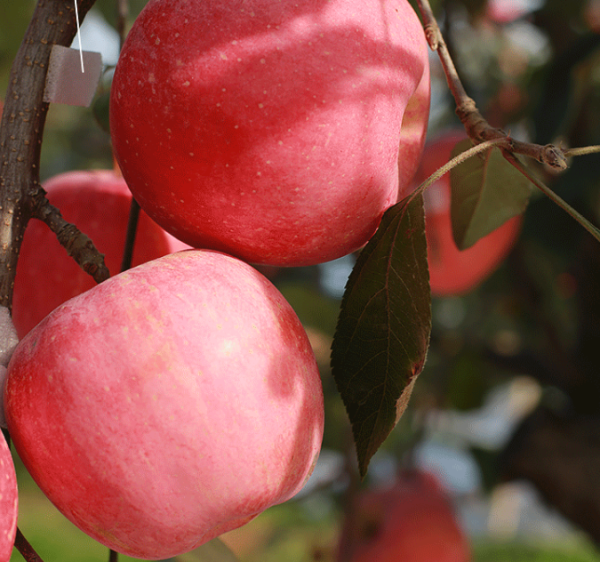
[
  {"x1": 338, "y1": 471, "x2": 470, "y2": 562},
  {"x1": 414, "y1": 132, "x2": 522, "y2": 296},
  {"x1": 12, "y1": 169, "x2": 190, "y2": 338},
  {"x1": 4, "y1": 249, "x2": 324, "y2": 559},
  {"x1": 110, "y1": 0, "x2": 430, "y2": 267},
  {"x1": 0, "y1": 436, "x2": 17, "y2": 562}
]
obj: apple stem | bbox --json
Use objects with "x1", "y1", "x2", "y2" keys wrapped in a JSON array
[
  {"x1": 504, "y1": 152, "x2": 600, "y2": 244},
  {"x1": 406, "y1": 138, "x2": 504, "y2": 205},
  {"x1": 120, "y1": 198, "x2": 141, "y2": 272},
  {"x1": 109, "y1": 549, "x2": 119, "y2": 562},
  {"x1": 115, "y1": 0, "x2": 139, "y2": 278},
  {"x1": 563, "y1": 145, "x2": 600, "y2": 157},
  {"x1": 414, "y1": 0, "x2": 568, "y2": 171},
  {"x1": 14, "y1": 528, "x2": 45, "y2": 562}
]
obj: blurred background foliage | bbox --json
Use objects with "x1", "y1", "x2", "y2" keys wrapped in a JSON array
[{"x1": 4, "y1": 0, "x2": 600, "y2": 561}]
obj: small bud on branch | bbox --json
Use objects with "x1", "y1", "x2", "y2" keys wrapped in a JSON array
[{"x1": 415, "y1": 0, "x2": 568, "y2": 172}]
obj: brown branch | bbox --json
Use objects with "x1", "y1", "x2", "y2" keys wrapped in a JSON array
[
  {"x1": 0, "y1": 0, "x2": 104, "y2": 310},
  {"x1": 30, "y1": 188, "x2": 109, "y2": 281},
  {"x1": 15, "y1": 528, "x2": 44, "y2": 562},
  {"x1": 414, "y1": 0, "x2": 568, "y2": 172}
]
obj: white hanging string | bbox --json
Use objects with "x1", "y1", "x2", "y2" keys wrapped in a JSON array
[{"x1": 74, "y1": 0, "x2": 85, "y2": 72}]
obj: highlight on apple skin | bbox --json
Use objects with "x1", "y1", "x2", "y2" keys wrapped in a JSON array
[
  {"x1": 4, "y1": 250, "x2": 324, "y2": 559},
  {"x1": 110, "y1": 0, "x2": 430, "y2": 267},
  {"x1": 0, "y1": 436, "x2": 17, "y2": 562},
  {"x1": 338, "y1": 470, "x2": 470, "y2": 562},
  {"x1": 414, "y1": 131, "x2": 522, "y2": 297},
  {"x1": 12, "y1": 169, "x2": 190, "y2": 338}
]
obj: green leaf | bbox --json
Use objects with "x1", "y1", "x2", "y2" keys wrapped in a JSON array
[
  {"x1": 331, "y1": 194, "x2": 431, "y2": 479},
  {"x1": 449, "y1": 139, "x2": 534, "y2": 250},
  {"x1": 173, "y1": 538, "x2": 239, "y2": 562}
]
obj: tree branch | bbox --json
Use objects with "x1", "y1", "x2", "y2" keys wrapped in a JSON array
[
  {"x1": 414, "y1": 0, "x2": 568, "y2": 171},
  {"x1": 0, "y1": 0, "x2": 106, "y2": 310},
  {"x1": 30, "y1": 189, "x2": 109, "y2": 281},
  {"x1": 15, "y1": 528, "x2": 44, "y2": 562}
]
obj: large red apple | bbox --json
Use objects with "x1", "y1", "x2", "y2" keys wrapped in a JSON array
[
  {"x1": 415, "y1": 132, "x2": 522, "y2": 296},
  {"x1": 4, "y1": 249, "x2": 324, "y2": 559},
  {"x1": 110, "y1": 0, "x2": 430, "y2": 267},
  {"x1": 12, "y1": 169, "x2": 190, "y2": 338},
  {"x1": 0, "y1": 436, "x2": 17, "y2": 562},
  {"x1": 338, "y1": 470, "x2": 470, "y2": 562}
]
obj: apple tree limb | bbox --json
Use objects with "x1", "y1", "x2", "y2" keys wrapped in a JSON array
[
  {"x1": 0, "y1": 0, "x2": 107, "y2": 310},
  {"x1": 14, "y1": 528, "x2": 44, "y2": 562}
]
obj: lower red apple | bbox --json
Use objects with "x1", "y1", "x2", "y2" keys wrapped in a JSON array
[
  {"x1": 12, "y1": 169, "x2": 190, "y2": 338},
  {"x1": 414, "y1": 131, "x2": 522, "y2": 296},
  {"x1": 0, "y1": 436, "x2": 17, "y2": 562},
  {"x1": 4, "y1": 249, "x2": 324, "y2": 559},
  {"x1": 338, "y1": 470, "x2": 470, "y2": 562}
]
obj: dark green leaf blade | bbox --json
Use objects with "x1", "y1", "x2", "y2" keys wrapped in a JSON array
[
  {"x1": 331, "y1": 194, "x2": 431, "y2": 479},
  {"x1": 450, "y1": 140, "x2": 534, "y2": 249}
]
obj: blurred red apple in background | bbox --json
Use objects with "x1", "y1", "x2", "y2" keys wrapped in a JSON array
[
  {"x1": 486, "y1": 0, "x2": 535, "y2": 24},
  {"x1": 110, "y1": 0, "x2": 430, "y2": 267},
  {"x1": 0, "y1": 435, "x2": 17, "y2": 562},
  {"x1": 338, "y1": 470, "x2": 470, "y2": 562},
  {"x1": 5, "y1": 249, "x2": 324, "y2": 559},
  {"x1": 414, "y1": 132, "x2": 522, "y2": 296},
  {"x1": 12, "y1": 169, "x2": 190, "y2": 338}
]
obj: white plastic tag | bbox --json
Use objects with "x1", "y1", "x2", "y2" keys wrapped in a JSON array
[
  {"x1": 43, "y1": 45, "x2": 103, "y2": 107},
  {"x1": 0, "y1": 307, "x2": 18, "y2": 429}
]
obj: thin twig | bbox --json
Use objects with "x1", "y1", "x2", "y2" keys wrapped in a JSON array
[
  {"x1": 504, "y1": 152, "x2": 600, "y2": 243},
  {"x1": 563, "y1": 145, "x2": 600, "y2": 158},
  {"x1": 414, "y1": 0, "x2": 568, "y2": 171},
  {"x1": 15, "y1": 528, "x2": 44, "y2": 562},
  {"x1": 406, "y1": 137, "x2": 505, "y2": 205},
  {"x1": 120, "y1": 198, "x2": 140, "y2": 272}
]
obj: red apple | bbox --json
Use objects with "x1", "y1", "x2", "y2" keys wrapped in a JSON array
[
  {"x1": 110, "y1": 0, "x2": 430, "y2": 267},
  {"x1": 5, "y1": 249, "x2": 324, "y2": 559},
  {"x1": 338, "y1": 470, "x2": 470, "y2": 562},
  {"x1": 414, "y1": 132, "x2": 522, "y2": 296},
  {"x1": 0, "y1": 436, "x2": 17, "y2": 562},
  {"x1": 12, "y1": 169, "x2": 190, "y2": 338},
  {"x1": 486, "y1": 0, "x2": 533, "y2": 24}
]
